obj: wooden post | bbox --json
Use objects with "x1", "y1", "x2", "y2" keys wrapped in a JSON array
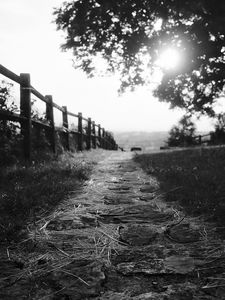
[
  {"x1": 111, "y1": 136, "x2": 115, "y2": 150},
  {"x1": 102, "y1": 128, "x2": 106, "y2": 149},
  {"x1": 87, "y1": 117, "x2": 92, "y2": 150},
  {"x1": 106, "y1": 132, "x2": 110, "y2": 150},
  {"x1": 45, "y1": 95, "x2": 56, "y2": 153},
  {"x1": 92, "y1": 121, "x2": 96, "y2": 149},
  {"x1": 108, "y1": 133, "x2": 111, "y2": 150},
  {"x1": 105, "y1": 132, "x2": 108, "y2": 150},
  {"x1": 62, "y1": 106, "x2": 69, "y2": 150},
  {"x1": 98, "y1": 125, "x2": 101, "y2": 148},
  {"x1": 20, "y1": 73, "x2": 31, "y2": 161},
  {"x1": 199, "y1": 135, "x2": 202, "y2": 145},
  {"x1": 107, "y1": 132, "x2": 111, "y2": 150},
  {"x1": 78, "y1": 112, "x2": 83, "y2": 151}
]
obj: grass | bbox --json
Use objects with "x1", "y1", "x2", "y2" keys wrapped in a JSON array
[
  {"x1": 0, "y1": 151, "x2": 100, "y2": 242},
  {"x1": 0, "y1": 149, "x2": 125, "y2": 299},
  {"x1": 134, "y1": 146, "x2": 225, "y2": 224}
]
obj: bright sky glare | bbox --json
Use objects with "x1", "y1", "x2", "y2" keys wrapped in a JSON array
[
  {"x1": 157, "y1": 48, "x2": 181, "y2": 70},
  {"x1": 0, "y1": 0, "x2": 215, "y2": 132}
]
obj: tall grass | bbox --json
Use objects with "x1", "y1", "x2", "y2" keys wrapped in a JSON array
[
  {"x1": 0, "y1": 152, "x2": 95, "y2": 242},
  {"x1": 134, "y1": 147, "x2": 225, "y2": 224}
]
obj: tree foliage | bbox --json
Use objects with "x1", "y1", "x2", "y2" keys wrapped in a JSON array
[
  {"x1": 0, "y1": 81, "x2": 50, "y2": 165},
  {"x1": 0, "y1": 81, "x2": 21, "y2": 165},
  {"x1": 54, "y1": 0, "x2": 225, "y2": 115},
  {"x1": 209, "y1": 113, "x2": 225, "y2": 145},
  {"x1": 167, "y1": 115, "x2": 196, "y2": 147}
]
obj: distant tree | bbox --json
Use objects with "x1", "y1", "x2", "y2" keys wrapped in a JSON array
[
  {"x1": 215, "y1": 113, "x2": 225, "y2": 131},
  {"x1": 54, "y1": 0, "x2": 225, "y2": 115},
  {"x1": 210, "y1": 113, "x2": 225, "y2": 145},
  {"x1": 167, "y1": 115, "x2": 196, "y2": 147}
]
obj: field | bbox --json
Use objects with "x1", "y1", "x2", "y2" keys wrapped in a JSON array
[
  {"x1": 134, "y1": 146, "x2": 225, "y2": 227},
  {"x1": 114, "y1": 131, "x2": 169, "y2": 151}
]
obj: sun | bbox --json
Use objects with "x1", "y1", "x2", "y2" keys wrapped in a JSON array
[{"x1": 157, "y1": 48, "x2": 181, "y2": 70}]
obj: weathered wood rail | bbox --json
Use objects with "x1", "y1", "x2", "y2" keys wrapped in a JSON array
[
  {"x1": 0, "y1": 64, "x2": 118, "y2": 160},
  {"x1": 193, "y1": 133, "x2": 211, "y2": 145}
]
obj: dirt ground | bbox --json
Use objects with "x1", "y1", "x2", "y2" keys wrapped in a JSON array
[{"x1": 1, "y1": 151, "x2": 225, "y2": 299}]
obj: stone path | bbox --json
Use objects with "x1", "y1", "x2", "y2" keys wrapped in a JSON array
[{"x1": 2, "y1": 151, "x2": 225, "y2": 299}]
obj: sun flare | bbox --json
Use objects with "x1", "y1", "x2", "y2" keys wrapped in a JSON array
[{"x1": 157, "y1": 48, "x2": 181, "y2": 70}]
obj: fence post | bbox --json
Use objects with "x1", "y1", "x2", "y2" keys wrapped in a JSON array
[
  {"x1": 98, "y1": 125, "x2": 101, "y2": 148},
  {"x1": 62, "y1": 106, "x2": 69, "y2": 150},
  {"x1": 102, "y1": 128, "x2": 105, "y2": 149},
  {"x1": 78, "y1": 112, "x2": 83, "y2": 151},
  {"x1": 45, "y1": 95, "x2": 56, "y2": 153},
  {"x1": 20, "y1": 73, "x2": 31, "y2": 161},
  {"x1": 107, "y1": 132, "x2": 110, "y2": 150},
  {"x1": 106, "y1": 132, "x2": 110, "y2": 150},
  {"x1": 198, "y1": 135, "x2": 202, "y2": 145},
  {"x1": 108, "y1": 134, "x2": 112, "y2": 150},
  {"x1": 92, "y1": 121, "x2": 96, "y2": 149},
  {"x1": 87, "y1": 117, "x2": 92, "y2": 150}
]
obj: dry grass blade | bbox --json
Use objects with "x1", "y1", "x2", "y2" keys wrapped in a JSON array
[
  {"x1": 205, "y1": 246, "x2": 224, "y2": 259},
  {"x1": 97, "y1": 229, "x2": 128, "y2": 246},
  {"x1": 39, "y1": 220, "x2": 51, "y2": 231},
  {"x1": 207, "y1": 277, "x2": 225, "y2": 280},
  {"x1": 202, "y1": 283, "x2": 225, "y2": 289},
  {"x1": 60, "y1": 269, "x2": 90, "y2": 286},
  {"x1": 54, "y1": 245, "x2": 71, "y2": 257}
]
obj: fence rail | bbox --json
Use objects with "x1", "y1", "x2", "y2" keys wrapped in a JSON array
[
  {"x1": 193, "y1": 133, "x2": 211, "y2": 145},
  {"x1": 0, "y1": 64, "x2": 118, "y2": 160}
]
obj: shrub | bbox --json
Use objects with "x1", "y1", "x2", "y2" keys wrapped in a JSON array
[
  {"x1": 0, "y1": 81, "x2": 52, "y2": 165},
  {"x1": 0, "y1": 81, "x2": 21, "y2": 166},
  {"x1": 167, "y1": 115, "x2": 197, "y2": 147}
]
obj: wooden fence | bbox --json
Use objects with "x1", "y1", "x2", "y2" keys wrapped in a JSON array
[
  {"x1": 0, "y1": 64, "x2": 118, "y2": 160},
  {"x1": 193, "y1": 133, "x2": 211, "y2": 145}
]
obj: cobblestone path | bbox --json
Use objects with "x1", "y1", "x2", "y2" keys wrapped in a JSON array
[{"x1": 2, "y1": 151, "x2": 225, "y2": 299}]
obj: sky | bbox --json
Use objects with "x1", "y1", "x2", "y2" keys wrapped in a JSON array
[{"x1": 0, "y1": 0, "x2": 216, "y2": 132}]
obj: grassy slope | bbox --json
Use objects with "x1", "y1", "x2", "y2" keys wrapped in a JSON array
[
  {"x1": 134, "y1": 147, "x2": 225, "y2": 224},
  {"x1": 0, "y1": 151, "x2": 103, "y2": 242}
]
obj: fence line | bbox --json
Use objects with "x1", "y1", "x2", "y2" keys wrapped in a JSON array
[
  {"x1": 0, "y1": 64, "x2": 118, "y2": 160},
  {"x1": 193, "y1": 133, "x2": 211, "y2": 145}
]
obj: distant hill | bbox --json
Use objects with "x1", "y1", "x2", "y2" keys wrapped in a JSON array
[{"x1": 114, "y1": 131, "x2": 169, "y2": 151}]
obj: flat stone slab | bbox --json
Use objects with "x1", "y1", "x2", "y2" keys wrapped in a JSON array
[
  {"x1": 119, "y1": 224, "x2": 159, "y2": 246},
  {"x1": 103, "y1": 195, "x2": 135, "y2": 205},
  {"x1": 132, "y1": 282, "x2": 198, "y2": 300},
  {"x1": 99, "y1": 205, "x2": 174, "y2": 224},
  {"x1": 116, "y1": 255, "x2": 196, "y2": 276},
  {"x1": 121, "y1": 168, "x2": 138, "y2": 172},
  {"x1": 140, "y1": 185, "x2": 159, "y2": 193},
  {"x1": 139, "y1": 194, "x2": 156, "y2": 201},
  {"x1": 166, "y1": 223, "x2": 201, "y2": 243},
  {"x1": 46, "y1": 213, "x2": 98, "y2": 231},
  {"x1": 108, "y1": 186, "x2": 131, "y2": 191},
  {"x1": 96, "y1": 282, "x2": 199, "y2": 300}
]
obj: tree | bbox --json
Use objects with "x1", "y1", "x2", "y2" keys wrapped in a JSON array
[
  {"x1": 167, "y1": 115, "x2": 196, "y2": 147},
  {"x1": 209, "y1": 113, "x2": 225, "y2": 145},
  {"x1": 54, "y1": 0, "x2": 225, "y2": 115}
]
